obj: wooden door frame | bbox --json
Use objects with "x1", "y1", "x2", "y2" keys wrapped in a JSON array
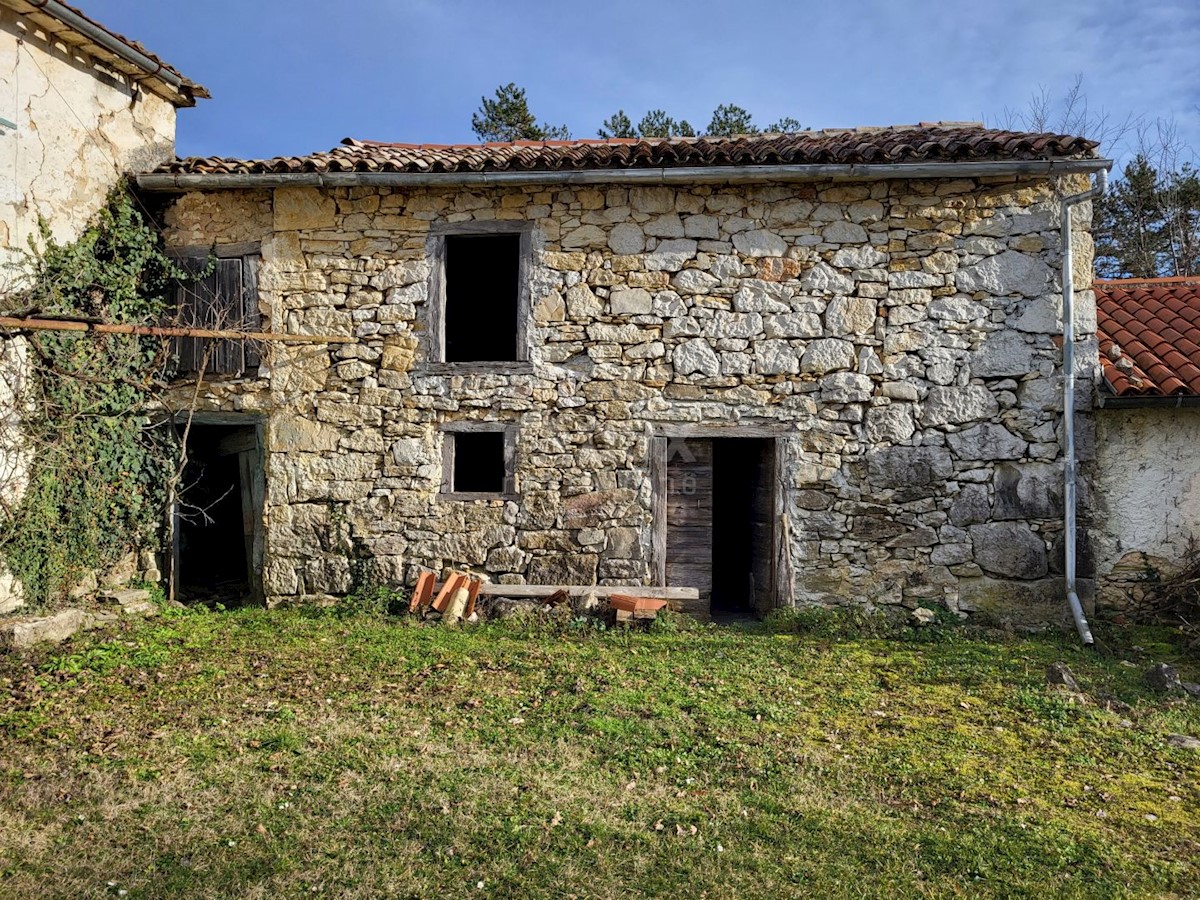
[{"x1": 650, "y1": 425, "x2": 787, "y2": 611}]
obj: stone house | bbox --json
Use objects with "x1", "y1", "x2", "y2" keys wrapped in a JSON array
[
  {"x1": 0, "y1": 0, "x2": 205, "y2": 612},
  {"x1": 1093, "y1": 276, "x2": 1200, "y2": 609},
  {"x1": 134, "y1": 126, "x2": 1111, "y2": 623}
]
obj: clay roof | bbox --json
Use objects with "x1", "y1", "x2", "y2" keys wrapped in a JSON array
[
  {"x1": 153, "y1": 124, "x2": 1099, "y2": 176},
  {"x1": 1096, "y1": 277, "x2": 1200, "y2": 397},
  {"x1": 3, "y1": 0, "x2": 208, "y2": 106}
]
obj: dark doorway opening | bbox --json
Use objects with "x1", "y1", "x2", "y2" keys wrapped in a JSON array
[
  {"x1": 444, "y1": 233, "x2": 521, "y2": 362},
  {"x1": 173, "y1": 421, "x2": 264, "y2": 606},
  {"x1": 664, "y1": 436, "x2": 776, "y2": 618}
]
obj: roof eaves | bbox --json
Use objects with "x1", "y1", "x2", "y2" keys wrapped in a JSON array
[{"x1": 3, "y1": 0, "x2": 209, "y2": 106}]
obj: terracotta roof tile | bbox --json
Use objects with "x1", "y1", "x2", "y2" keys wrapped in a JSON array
[
  {"x1": 1096, "y1": 277, "x2": 1200, "y2": 397},
  {"x1": 153, "y1": 124, "x2": 1099, "y2": 176}
]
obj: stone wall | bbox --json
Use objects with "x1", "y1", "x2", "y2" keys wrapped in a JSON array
[
  {"x1": 1093, "y1": 407, "x2": 1200, "y2": 613},
  {"x1": 161, "y1": 174, "x2": 1097, "y2": 622}
]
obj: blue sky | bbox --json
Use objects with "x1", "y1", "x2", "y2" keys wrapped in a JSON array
[{"x1": 88, "y1": 0, "x2": 1200, "y2": 169}]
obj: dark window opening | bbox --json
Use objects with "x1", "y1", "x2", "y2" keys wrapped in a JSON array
[
  {"x1": 174, "y1": 422, "x2": 263, "y2": 606},
  {"x1": 451, "y1": 431, "x2": 507, "y2": 493},
  {"x1": 444, "y1": 233, "x2": 520, "y2": 362},
  {"x1": 172, "y1": 254, "x2": 262, "y2": 376}
]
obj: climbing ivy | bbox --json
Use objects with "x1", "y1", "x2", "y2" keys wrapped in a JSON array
[{"x1": 1, "y1": 187, "x2": 198, "y2": 606}]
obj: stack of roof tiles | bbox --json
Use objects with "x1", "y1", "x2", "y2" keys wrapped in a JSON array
[
  {"x1": 153, "y1": 124, "x2": 1098, "y2": 176},
  {"x1": 1096, "y1": 277, "x2": 1200, "y2": 397}
]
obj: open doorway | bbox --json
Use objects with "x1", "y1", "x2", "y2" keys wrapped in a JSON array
[
  {"x1": 171, "y1": 419, "x2": 265, "y2": 606},
  {"x1": 662, "y1": 436, "x2": 776, "y2": 618}
]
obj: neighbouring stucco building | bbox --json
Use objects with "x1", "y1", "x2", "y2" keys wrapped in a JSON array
[
  {"x1": 0, "y1": 0, "x2": 205, "y2": 613},
  {"x1": 134, "y1": 127, "x2": 1114, "y2": 623},
  {"x1": 1093, "y1": 276, "x2": 1200, "y2": 611}
]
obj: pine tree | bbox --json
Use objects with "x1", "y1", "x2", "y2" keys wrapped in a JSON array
[
  {"x1": 1095, "y1": 156, "x2": 1200, "y2": 279},
  {"x1": 706, "y1": 104, "x2": 759, "y2": 137},
  {"x1": 636, "y1": 110, "x2": 695, "y2": 138},
  {"x1": 471, "y1": 83, "x2": 570, "y2": 143},
  {"x1": 765, "y1": 116, "x2": 805, "y2": 134},
  {"x1": 597, "y1": 110, "x2": 636, "y2": 139}
]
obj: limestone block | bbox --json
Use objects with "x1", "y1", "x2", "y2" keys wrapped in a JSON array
[
  {"x1": 920, "y1": 385, "x2": 999, "y2": 426},
  {"x1": 825, "y1": 296, "x2": 877, "y2": 336},
  {"x1": 800, "y1": 339, "x2": 855, "y2": 374},
  {"x1": 608, "y1": 223, "x2": 646, "y2": 255},
  {"x1": 733, "y1": 229, "x2": 787, "y2": 257},
  {"x1": 820, "y1": 372, "x2": 873, "y2": 403},
  {"x1": 372, "y1": 259, "x2": 429, "y2": 290},
  {"x1": 949, "y1": 484, "x2": 991, "y2": 526},
  {"x1": 527, "y1": 553, "x2": 599, "y2": 585},
  {"x1": 646, "y1": 214, "x2": 685, "y2": 238},
  {"x1": 610, "y1": 288, "x2": 653, "y2": 316},
  {"x1": 956, "y1": 250, "x2": 1053, "y2": 297},
  {"x1": 301, "y1": 557, "x2": 353, "y2": 594},
  {"x1": 0, "y1": 609, "x2": 83, "y2": 650},
  {"x1": 755, "y1": 340, "x2": 800, "y2": 375},
  {"x1": 928, "y1": 296, "x2": 987, "y2": 323},
  {"x1": 566, "y1": 283, "x2": 604, "y2": 318},
  {"x1": 864, "y1": 403, "x2": 916, "y2": 443},
  {"x1": 831, "y1": 245, "x2": 887, "y2": 268},
  {"x1": 969, "y1": 522, "x2": 1048, "y2": 579},
  {"x1": 0, "y1": 563, "x2": 24, "y2": 615},
  {"x1": 671, "y1": 269, "x2": 721, "y2": 295},
  {"x1": 733, "y1": 280, "x2": 793, "y2": 313},
  {"x1": 683, "y1": 215, "x2": 720, "y2": 239},
  {"x1": 993, "y1": 462, "x2": 1062, "y2": 520},
  {"x1": 801, "y1": 262, "x2": 855, "y2": 295},
  {"x1": 972, "y1": 331, "x2": 1035, "y2": 378},
  {"x1": 764, "y1": 312, "x2": 822, "y2": 339},
  {"x1": 721, "y1": 352, "x2": 752, "y2": 375},
  {"x1": 947, "y1": 424, "x2": 1028, "y2": 461},
  {"x1": 869, "y1": 445, "x2": 953, "y2": 488},
  {"x1": 931, "y1": 543, "x2": 974, "y2": 566},
  {"x1": 274, "y1": 187, "x2": 336, "y2": 231},
  {"x1": 391, "y1": 438, "x2": 428, "y2": 466},
  {"x1": 888, "y1": 270, "x2": 943, "y2": 289},
  {"x1": 675, "y1": 339, "x2": 721, "y2": 377},
  {"x1": 270, "y1": 417, "x2": 342, "y2": 453},
  {"x1": 562, "y1": 489, "x2": 637, "y2": 528},
  {"x1": 645, "y1": 239, "x2": 699, "y2": 272},
  {"x1": 630, "y1": 187, "x2": 675, "y2": 213},
  {"x1": 958, "y1": 576, "x2": 1075, "y2": 624},
  {"x1": 822, "y1": 221, "x2": 868, "y2": 243},
  {"x1": 703, "y1": 312, "x2": 756, "y2": 340},
  {"x1": 562, "y1": 225, "x2": 608, "y2": 249}
]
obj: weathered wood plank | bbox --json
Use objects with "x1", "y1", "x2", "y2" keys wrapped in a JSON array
[{"x1": 432, "y1": 583, "x2": 699, "y2": 601}]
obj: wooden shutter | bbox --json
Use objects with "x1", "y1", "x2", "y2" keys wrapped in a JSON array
[{"x1": 172, "y1": 255, "x2": 261, "y2": 376}]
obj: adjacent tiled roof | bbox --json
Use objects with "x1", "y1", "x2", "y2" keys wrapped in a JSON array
[
  {"x1": 4, "y1": 0, "x2": 208, "y2": 106},
  {"x1": 1096, "y1": 277, "x2": 1200, "y2": 397},
  {"x1": 154, "y1": 124, "x2": 1099, "y2": 176}
]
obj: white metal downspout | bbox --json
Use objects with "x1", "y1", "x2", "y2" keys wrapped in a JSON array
[{"x1": 1061, "y1": 168, "x2": 1108, "y2": 646}]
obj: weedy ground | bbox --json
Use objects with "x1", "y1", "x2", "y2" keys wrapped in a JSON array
[{"x1": 0, "y1": 600, "x2": 1197, "y2": 899}]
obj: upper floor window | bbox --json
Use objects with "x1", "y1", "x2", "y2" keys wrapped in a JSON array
[
  {"x1": 429, "y1": 225, "x2": 531, "y2": 366},
  {"x1": 171, "y1": 248, "x2": 261, "y2": 377}
]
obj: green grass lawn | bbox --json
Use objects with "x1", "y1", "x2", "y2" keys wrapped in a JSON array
[{"x1": 0, "y1": 604, "x2": 1198, "y2": 899}]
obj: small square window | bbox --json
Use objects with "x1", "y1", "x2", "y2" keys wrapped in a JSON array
[{"x1": 441, "y1": 426, "x2": 516, "y2": 497}]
